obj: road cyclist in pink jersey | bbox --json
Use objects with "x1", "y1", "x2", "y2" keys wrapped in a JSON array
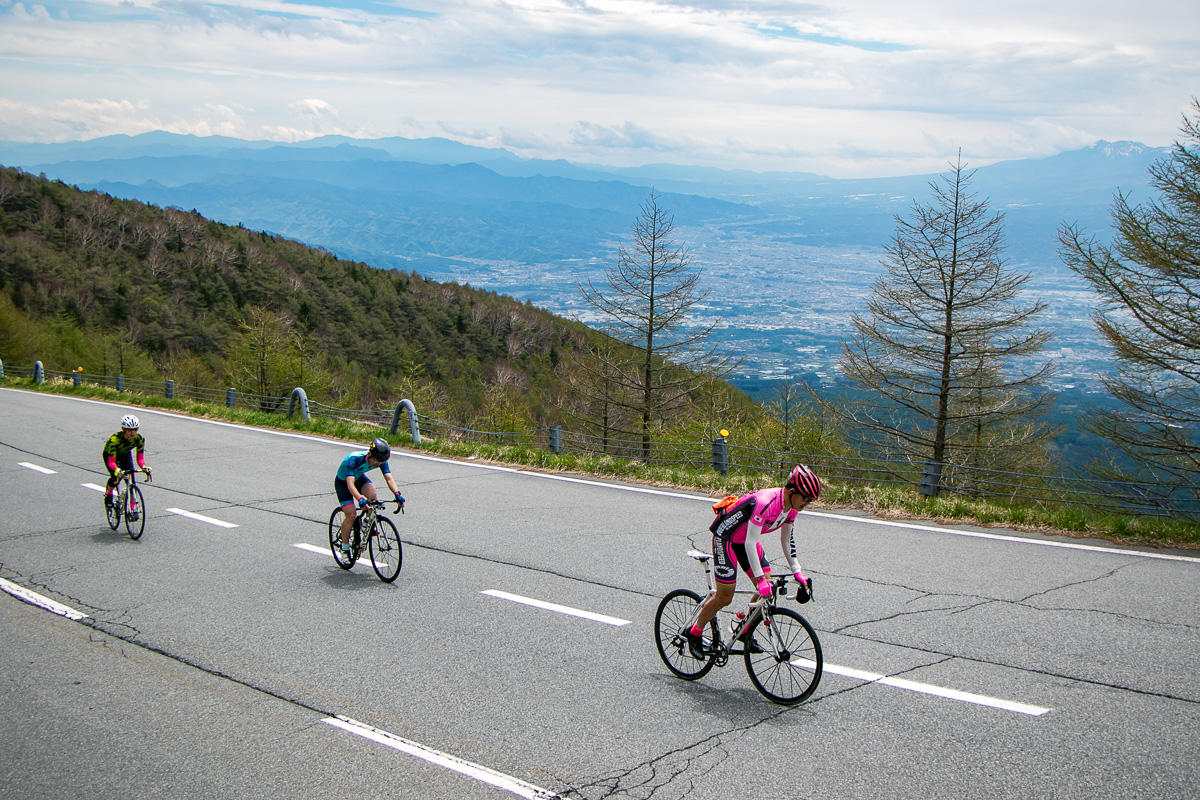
[{"x1": 687, "y1": 464, "x2": 821, "y2": 659}]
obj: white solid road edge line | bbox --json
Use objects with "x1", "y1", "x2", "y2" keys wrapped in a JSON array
[
  {"x1": 482, "y1": 589, "x2": 632, "y2": 627},
  {"x1": 803, "y1": 659, "x2": 1052, "y2": 716},
  {"x1": 18, "y1": 461, "x2": 56, "y2": 474},
  {"x1": 165, "y1": 508, "x2": 238, "y2": 528},
  {"x1": 0, "y1": 577, "x2": 89, "y2": 621},
  {"x1": 325, "y1": 716, "x2": 563, "y2": 800},
  {"x1": 15, "y1": 388, "x2": 1195, "y2": 565},
  {"x1": 801, "y1": 510, "x2": 1200, "y2": 564}
]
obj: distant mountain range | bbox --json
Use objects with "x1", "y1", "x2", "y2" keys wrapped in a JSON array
[{"x1": 0, "y1": 132, "x2": 1169, "y2": 387}]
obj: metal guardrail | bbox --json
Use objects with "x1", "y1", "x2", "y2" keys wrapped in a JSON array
[{"x1": 3, "y1": 359, "x2": 1192, "y2": 518}]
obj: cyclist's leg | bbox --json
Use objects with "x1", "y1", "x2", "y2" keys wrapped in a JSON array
[
  {"x1": 105, "y1": 452, "x2": 134, "y2": 502},
  {"x1": 360, "y1": 477, "x2": 378, "y2": 502},
  {"x1": 334, "y1": 479, "x2": 358, "y2": 546},
  {"x1": 693, "y1": 535, "x2": 738, "y2": 628},
  {"x1": 103, "y1": 465, "x2": 118, "y2": 502}
]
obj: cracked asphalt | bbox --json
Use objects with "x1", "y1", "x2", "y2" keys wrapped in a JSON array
[{"x1": 2, "y1": 386, "x2": 1199, "y2": 799}]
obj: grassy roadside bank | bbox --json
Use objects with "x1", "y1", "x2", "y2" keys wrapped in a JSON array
[{"x1": 6, "y1": 378, "x2": 1199, "y2": 551}]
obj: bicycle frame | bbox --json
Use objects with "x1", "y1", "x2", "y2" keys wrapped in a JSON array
[
  {"x1": 352, "y1": 503, "x2": 378, "y2": 550},
  {"x1": 112, "y1": 469, "x2": 139, "y2": 504},
  {"x1": 684, "y1": 548, "x2": 794, "y2": 665},
  {"x1": 655, "y1": 550, "x2": 823, "y2": 704}
]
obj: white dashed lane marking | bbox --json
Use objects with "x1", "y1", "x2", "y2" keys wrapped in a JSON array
[
  {"x1": 165, "y1": 508, "x2": 238, "y2": 528},
  {"x1": 482, "y1": 589, "x2": 632, "y2": 627}
]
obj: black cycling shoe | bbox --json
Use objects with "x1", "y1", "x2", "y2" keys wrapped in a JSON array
[
  {"x1": 686, "y1": 629, "x2": 707, "y2": 660},
  {"x1": 104, "y1": 495, "x2": 113, "y2": 508},
  {"x1": 737, "y1": 634, "x2": 765, "y2": 654}
]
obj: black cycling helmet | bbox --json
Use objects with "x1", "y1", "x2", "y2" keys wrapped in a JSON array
[
  {"x1": 785, "y1": 464, "x2": 822, "y2": 501},
  {"x1": 368, "y1": 437, "x2": 391, "y2": 462}
]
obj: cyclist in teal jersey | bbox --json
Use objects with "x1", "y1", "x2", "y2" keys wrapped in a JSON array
[
  {"x1": 102, "y1": 414, "x2": 152, "y2": 507},
  {"x1": 335, "y1": 438, "x2": 405, "y2": 555}
]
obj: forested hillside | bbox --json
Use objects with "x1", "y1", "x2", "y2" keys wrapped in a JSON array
[{"x1": 0, "y1": 165, "x2": 597, "y2": 424}]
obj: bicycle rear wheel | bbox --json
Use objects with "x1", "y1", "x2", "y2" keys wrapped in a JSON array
[
  {"x1": 368, "y1": 515, "x2": 403, "y2": 582},
  {"x1": 743, "y1": 606, "x2": 822, "y2": 704},
  {"x1": 105, "y1": 487, "x2": 121, "y2": 530},
  {"x1": 328, "y1": 507, "x2": 356, "y2": 569},
  {"x1": 654, "y1": 589, "x2": 718, "y2": 680},
  {"x1": 124, "y1": 485, "x2": 146, "y2": 540}
]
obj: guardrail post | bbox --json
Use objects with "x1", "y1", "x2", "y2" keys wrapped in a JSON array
[
  {"x1": 34, "y1": 361, "x2": 45, "y2": 384},
  {"x1": 226, "y1": 388, "x2": 236, "y2": 408},
  {"x1": 548, "y1": 425, "x2": 562, "y2": 454},
  {"x1": 287, "y1": 387, "x2": 310, "y2": 421},
  {"x1": 0, "y1": 358, "x2": 4, "y2": 379},
  {"x1": 116, "y1": 374, "x2": 125, "y2": 392},
  {"x1": 919, "y1": 460, "x2": 943, "y2": 497},
  {"x1": 72, "y1": 368, "x2": 82, "y2": 387},
  {"x1": 165, "y1": 379, "x2": 174, "y2": 399},
  {"x1": 712, "y1": 436, "x2": 729, "y2": 476},
  {"x1": 388, "y1": 399, "x2": 421, "y2": 445}
]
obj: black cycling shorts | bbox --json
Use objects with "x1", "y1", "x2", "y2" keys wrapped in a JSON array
[
  {"x1": 710, "y1": 499, "x2": 769, "y2": 585},
  {"x1": 335, "y1": 475, "x2": 371, "y2": 506}
]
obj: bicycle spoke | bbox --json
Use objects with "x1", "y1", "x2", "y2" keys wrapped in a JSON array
[{"x1": 743, "y1": 607, "x2": 822, "y2": 704}]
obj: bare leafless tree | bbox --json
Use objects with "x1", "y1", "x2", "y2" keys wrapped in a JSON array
[
  {"x1": 819, "y1": 156, "x2": 1058, "y2": 476},
  {"x1": 1058, "y1": 99, "x2": 1200, "y2": 509},
  {"x1": 577, "y1": 192, "x2": 738, "y2": 458}
]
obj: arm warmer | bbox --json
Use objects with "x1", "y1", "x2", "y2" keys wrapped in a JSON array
[{"x1": 780, "y1": 523, "x2": 800, "y2": 573}]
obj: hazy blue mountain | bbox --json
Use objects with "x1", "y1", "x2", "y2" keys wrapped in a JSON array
[{"x1": 0, "y1": 131, "x2": 1170, "y2": 390}]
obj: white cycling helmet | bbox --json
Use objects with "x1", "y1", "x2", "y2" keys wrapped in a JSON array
[{"x1": 121, "y1": 414, "x2": 140, "y2": 430}]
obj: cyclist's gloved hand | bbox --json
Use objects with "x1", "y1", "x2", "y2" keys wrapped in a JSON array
[
  {"x1": 395, "y1": 493, "x2": 405, "y2": 505},
  {"x1": 795, "y1": 572, "x2": 812, "y2": 604},
  {"x1": 357, "y1": 497, "x2": 367, "y2": 508},
  {"x1": 756, "y1": 576, "x2": 772, "y2": 598},
  {"x1": 143, "y1": 466, "x2": 152, "y2": 475},
  {"x1": 113, "y1": 469, "x2": 123, "y2": 480}
]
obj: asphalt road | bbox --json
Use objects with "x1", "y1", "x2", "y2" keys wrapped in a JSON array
[{"x1": 2, "y1": 387, "x2": 1198, "y2": 800}]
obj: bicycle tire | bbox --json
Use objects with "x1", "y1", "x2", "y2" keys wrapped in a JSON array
[
  {"x1": 743, "y1": 606, "x2": 823, "y2": 705},
  {"x1": 654, "y1": 589, "x2": 718, "y2": 680},
  {"x1": 327, "y1": 507, "x2": 355, "y2": 569},
  {"x1": 105, "y1": 487, "x2": 121, "y2": 530},
  {"x1": 368, "y1": 515, "x2": 403, "y2": 582},
  {"x1": 124, "y1": 485, "x2": 146, "y2": 540}
]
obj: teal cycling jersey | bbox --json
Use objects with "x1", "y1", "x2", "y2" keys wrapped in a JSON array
[{"x1": 336, "y1": 451, "x2": 391, "y2": 482}]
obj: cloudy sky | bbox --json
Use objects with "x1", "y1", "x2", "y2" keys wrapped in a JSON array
[{"x1": 0, "y1": 0, "x2": 1196, "y2": 177}]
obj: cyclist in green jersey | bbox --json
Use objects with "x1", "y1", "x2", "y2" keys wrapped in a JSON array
[{"x1": 102, "y1": 414, "x2": 152, "y2": 507}]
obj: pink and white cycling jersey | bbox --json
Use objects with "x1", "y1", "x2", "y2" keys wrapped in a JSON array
[
  {"x1": 724, "y1": 488, "x2": 796, "y2": 543},
  {"x1": 709, "y1": 487, "x2": 800, "y2": 583}
]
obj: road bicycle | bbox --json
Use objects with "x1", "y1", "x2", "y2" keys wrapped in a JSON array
[
  {"x1": 654, "y1": 549, "x2": 823, "y2": 705},
  {"x1": 106, "y1": 468, "x2": 151, "y2": 540},
  {"x1": 327, "y1": 499, "x2": 404, "y2": 582}
]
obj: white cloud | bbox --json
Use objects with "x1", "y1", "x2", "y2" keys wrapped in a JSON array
[{"x1": 0, "y1": 0, "x2": 1196, "y2": 175}]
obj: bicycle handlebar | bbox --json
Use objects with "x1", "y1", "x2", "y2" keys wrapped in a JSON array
[
  {"x1": 114, "y1": 468, "x2": 152, "y2": 484},
  {"x1": 362, "y1": 498, "x2": 404, "y2": 515}
]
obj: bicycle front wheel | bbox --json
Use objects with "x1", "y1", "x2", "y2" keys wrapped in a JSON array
[
  {"x1": 743, "y1": 606, "x2": 822, "y2": 704},
  {"x1": 124, "y1": 485, "x2": 146, "y2": 540},
  {"x1": 328, "y1": 507, "x2": 355, "y2": 569},
  {"x1": 368, "y1": 515, "x2": 403, "y2": 582},
  {"x1": 654, "y1": 589, "x2": 718, "y2": 680}
]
